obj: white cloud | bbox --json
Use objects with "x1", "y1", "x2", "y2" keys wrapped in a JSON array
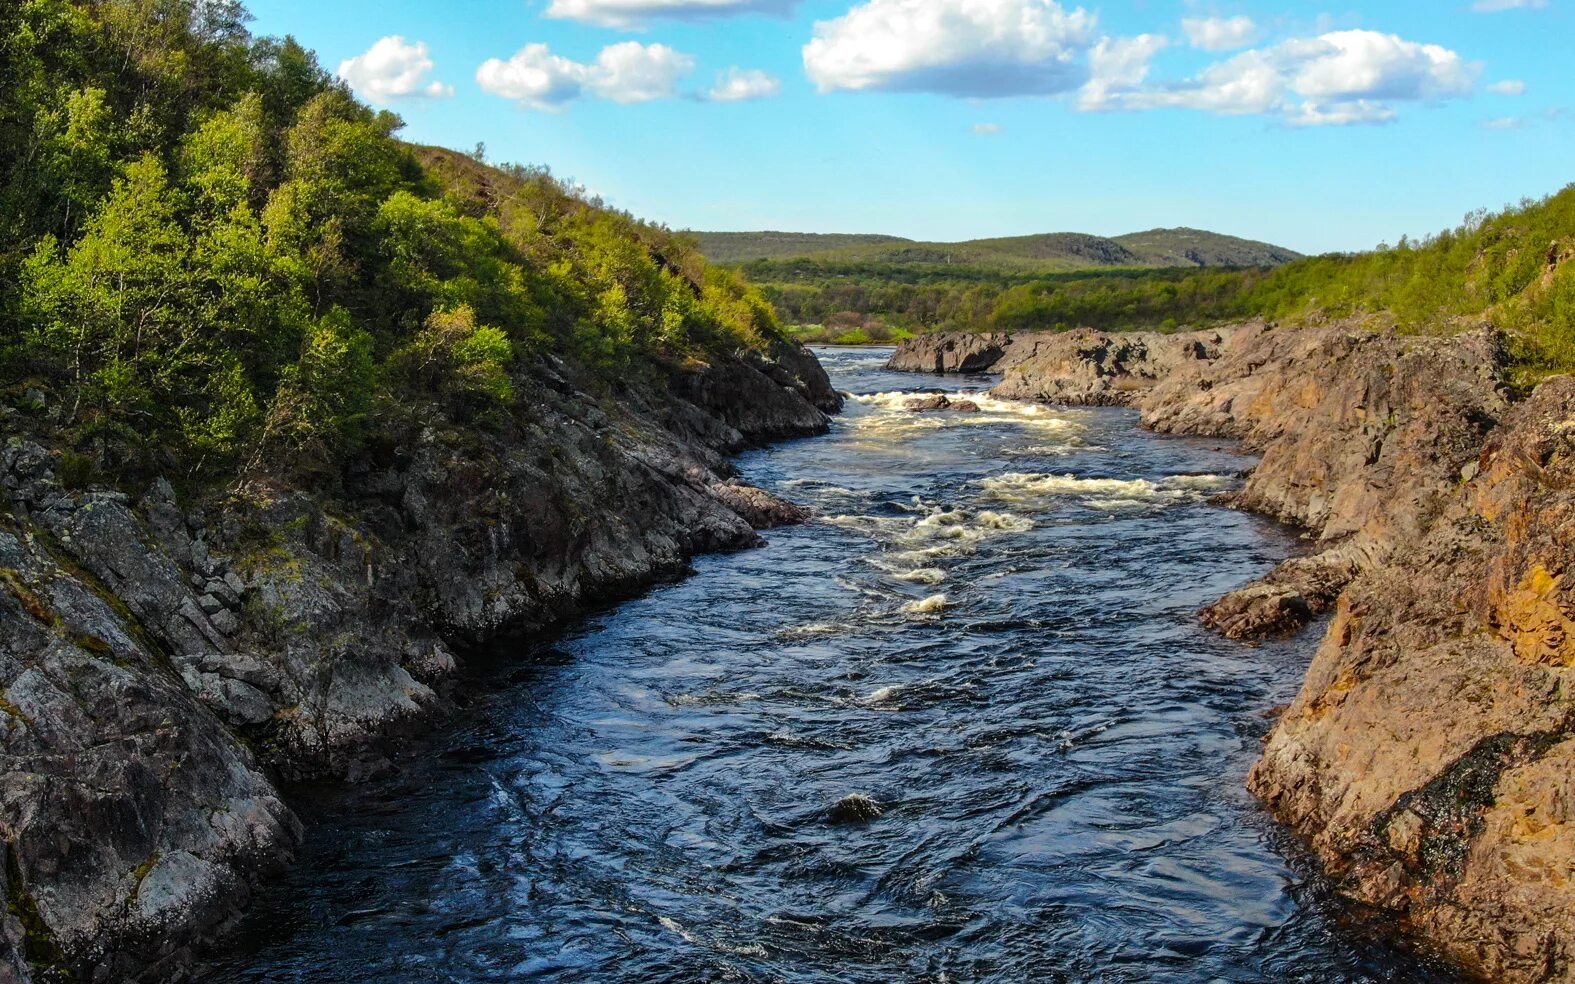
[
  {"x1": 1488, "y1": 79, "x2": 1527, "y2": 95},
  {"x1": 1104, "y1": 29, "x2": 1477, "y2": 125},
  {"x1": 1481, "y1": 116, "x2": 1527, "y2": 129},
  {"x1": 972, "y1": 122, "x2": 1003, "y2": 134},
  {"x1": 708, "y1": 67, "x2": 782, "y2": 101},
  {"x1": 477, "y1": 42, "x2": 695, "y2": 110},
  {"x1": 1285, "y1": 99, "x2": 1396, "y2": 126},
  {"x1": 591, "y1": 42, "x2": 696, "y2": 102},
  {"x1": 1180, "y1": 16, "x2": 1260, "y2": 52},
  {"x1": 1080, "y1": 33, "x2": 1168, "y2": 110},
  {"x1": 477, "y1": 44, "x2": 591, "y2": 110},
  {"x1": 803, "y1": 0, "x2": 1098, "y2": 97},
  {"x1": 1472, "y1": 0, "x2": 1547, "y2": 11},
  {"x1": 337, "y1": 36, "x2": 453, "y2": 104},
  {"x1": 544, "y1": 0, "x2": 796, "y2": 28}
]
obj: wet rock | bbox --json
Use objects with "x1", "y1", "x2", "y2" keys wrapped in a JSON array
[
  {"x1": 708, "y1": 481, "x2": 811, "y2": 529},
  {"x1": 830, "y1": 794, "x2": 884, "y2": 823},
  {"x1": 887, "y1": 333, "x2": 1014, "y2": 374},
  {"x1": 902, "y1": 395, "x2": 981, "y2": 413}
]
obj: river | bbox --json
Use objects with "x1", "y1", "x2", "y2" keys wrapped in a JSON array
[{"x1": 207, "y1": 346, "x2": 1458, "y2": 983}]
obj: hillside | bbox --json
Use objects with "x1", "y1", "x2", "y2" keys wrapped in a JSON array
[
  {"x1": 1112, "y1": 228, "x2": 1303, "y2": 268},
  {"x1": 693, "y1": 227, "x2": 1301, "y2": 271},
  {"x1": 692, "y1": 231, "x2": 911, "y2": 265}
]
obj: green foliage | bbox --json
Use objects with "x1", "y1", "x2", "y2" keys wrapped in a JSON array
[
  {"x1": 391, "y1": 305, "x2": 515, "y2": 413},
  {"x1": 0, "y1": 0, "x2": 790, "y2": 487}
]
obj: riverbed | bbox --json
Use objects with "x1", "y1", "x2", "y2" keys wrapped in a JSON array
[{"x1": 207, "y1": 346, "x2": 1458, "y2": 983}]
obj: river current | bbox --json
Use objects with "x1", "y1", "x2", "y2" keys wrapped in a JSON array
[{"x1": 208, "y1": 347, "x2": 1459, "y2": 983}]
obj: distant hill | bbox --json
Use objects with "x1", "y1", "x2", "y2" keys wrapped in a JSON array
[
  {"x1": 695, "y1": 232, "x2": 912, "y2": 265},
  {"x1": 692, "y1": 227, "x2": 1301, "y2": 272},
  {"x1": 1112, "y1": 228, "x2": 1302, "y2": 268}
]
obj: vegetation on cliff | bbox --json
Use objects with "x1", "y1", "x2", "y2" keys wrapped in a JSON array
[{"x1": 0, "y1": 0, "x2": 789, "y2": 485}]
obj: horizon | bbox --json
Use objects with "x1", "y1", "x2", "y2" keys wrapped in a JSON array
[{"x1": 245, "y1": 1, "x2": 1572, "y2": 256}]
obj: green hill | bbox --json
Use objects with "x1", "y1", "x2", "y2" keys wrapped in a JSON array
[{"x1": 693, "y1": 227, "x2": 1300, "y2": 272}]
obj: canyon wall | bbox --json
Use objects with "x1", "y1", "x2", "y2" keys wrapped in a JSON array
[{"x1": 0, "y1": 342, "x2": 838, "y2": 983}]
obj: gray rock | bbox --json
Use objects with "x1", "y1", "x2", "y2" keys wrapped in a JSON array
[{"x1": 210, "y1": 609, "x2": 241, "y2": 637}]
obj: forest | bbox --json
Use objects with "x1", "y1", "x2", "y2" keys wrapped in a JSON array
[{"x1": 0, "y1": 0, "x2": 786, "y2": 487}]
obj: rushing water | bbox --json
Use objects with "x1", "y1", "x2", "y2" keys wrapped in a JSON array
[{"x1": 208, "y1": 347, "x2": 1460, "y2": 983}]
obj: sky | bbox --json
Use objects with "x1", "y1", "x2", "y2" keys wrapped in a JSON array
[{"x1": 241, "y1": 0, "x2": 1574, "y2": 254}]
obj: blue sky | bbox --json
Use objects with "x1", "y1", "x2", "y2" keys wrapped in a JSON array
[{"x1": 242, "y1": 0, "x2": 1572, "y2": 254}]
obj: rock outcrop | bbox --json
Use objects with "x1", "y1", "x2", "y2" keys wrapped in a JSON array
[
  {"x1": 992, "y1": 327, "x2": 1240, "y2": 406},
  {"x1": 884, "y1": 332, "x2": 1017, "y2": 375},
  {"x1": 1141, "y1": 324, "x2": 1509, "y2": 639},
  {"x1": 0, "y1": 343, "x2": 838, "y2": 982},
  {"x1": 1250, "y1": 378, "x2": 1575, "y2": 983},
  {"x1": 887, "y1": 326, "x2": 1239, "y2": 405}
]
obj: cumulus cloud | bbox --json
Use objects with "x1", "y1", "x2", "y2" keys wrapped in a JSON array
[
  {"x1": 592, "y1": 41, "x2": 696, "y2": 102},
  {"x1": 544, "y1": 0, "x2": 796, "y2": 28},
  {"x1": 1079, "y1": 33, "x2": 1168, "y2": 110},
  {"x1": 796, "y1": 2, "x2": 1481, "y2": 128},
  {"x1": 803, "y1": 0, "x2": 1098, "y2": 97},
  {"x1": 1180, "y1": 16, "x2": 1260, "y2": 52},
  {"x1": 337, "y1": 36, "x2": 453, "y2": 103},
  {"x1": 1106, "y1": 29, "x2": 1478, "y2": 125},
  {"x1": 708, "y1": 67, "x2": 782, "y2": 101},
  {"x1": 1472, "y1": 0, "x2": 1547, "y2": 10},
  {"x1": 477, "y1": 42, "x2": 694, "y2": 110},
  {"x1": 1488, "y1": 79, "x2": 1527, "y2": 95}
]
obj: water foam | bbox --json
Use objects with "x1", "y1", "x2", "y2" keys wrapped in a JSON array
[
  {"x1": 904, "y1": 594, "x2": 950, "y2": 614},
  {"x1": 978, "y1": 472, "x2": 1234, "y2": 510}
]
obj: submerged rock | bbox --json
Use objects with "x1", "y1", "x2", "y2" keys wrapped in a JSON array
[{"x1": 829, "y1": 794, "x2": 884, "y2": 823}]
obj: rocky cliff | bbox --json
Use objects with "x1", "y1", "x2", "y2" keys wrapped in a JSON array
[
  {"x1": 893, "y1": 324, "x2": 1574, "y2": 981},
  {"x1": 887, "y1": 326, "x2": 1239, "y2": 405},
  {"x1": 0, "y1": 342, "x2": 837, "y2": 983},
  {"x1": 1249, "y1": 377, "x2": 1575, "y2": 983}
]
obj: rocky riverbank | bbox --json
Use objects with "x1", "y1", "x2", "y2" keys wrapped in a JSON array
[
  {"x1": 890, "y1": 324, "x2": 1573, "y2": 982},
  {"x1": 0, "y1": 341, "x2": 838, "y2": 983}
]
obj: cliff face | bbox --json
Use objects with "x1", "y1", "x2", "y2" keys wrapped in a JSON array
[
  {"x1": 892, "y1": 324, "x2": 1574, "y2": 981},
  {"x1": 1250, "y1": 378, "x2": 1575, "y2": 983},
  {"x1": 0, "y1": 344, "x2": 837, "y2": 983},
  {"x1": 1140, "y1": 324, "x2": 1509, "y2": 639}
]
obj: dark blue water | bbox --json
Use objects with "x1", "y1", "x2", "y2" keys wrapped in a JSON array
[{"x1": 207, "y1": 347, "x2": 1458, "y2": 983}]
